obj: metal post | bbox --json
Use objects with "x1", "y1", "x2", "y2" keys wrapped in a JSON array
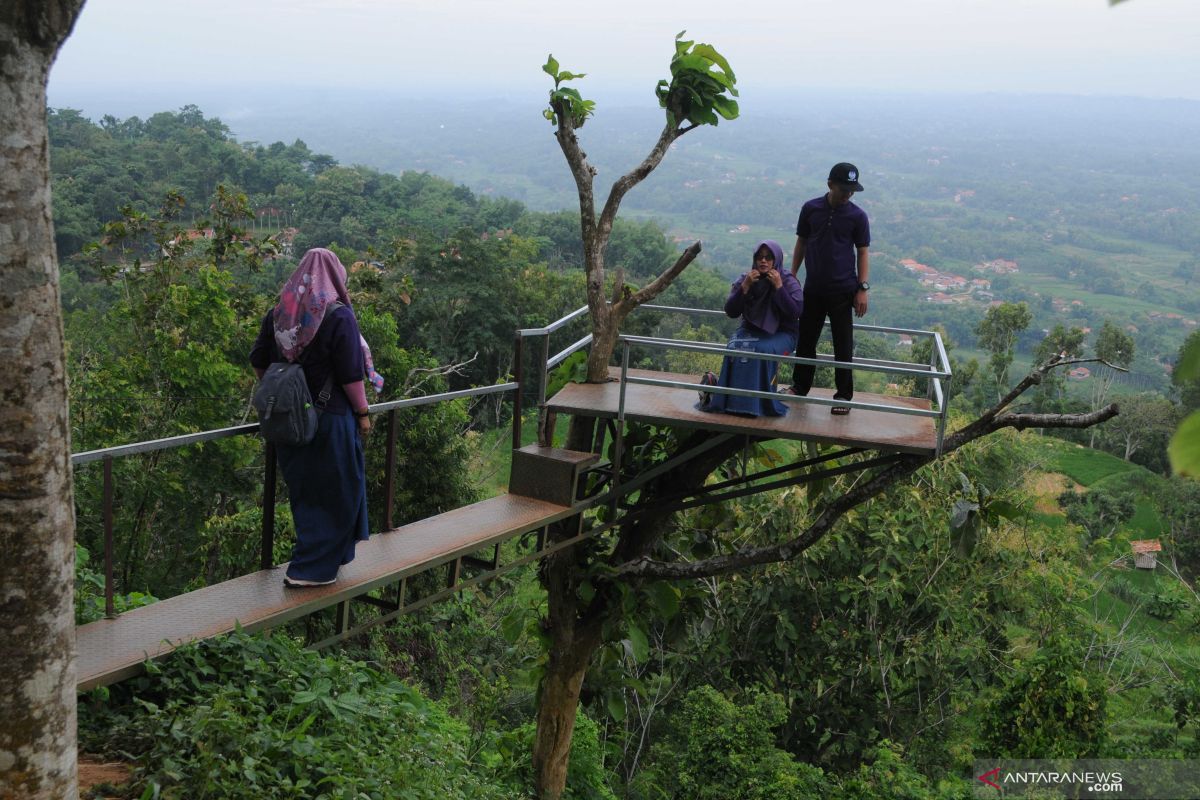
[
  {"x1": 103, "y1": 456, "x2": 115, "y2": 619},
  {"x1": 927, "y1": 333, "x2": 939, "y2": 403},
  {"x1": 334, "y1": 600, "x2": 351, "y2": 635},
  {"x1": 538, "y1": 333, "x2": 551, "y2": 407},
  {"x1": 261, "y1": 443, "x2": 276, "y2": 570},
  {"x1": 936, "y1": 376, "x2": 952, "y2": 456},
  {"x1": 535, "y1": 332, "x2": 551, "y2": 447},
  {"x1": 384, "y1": 409, "x2": 398, "y2": 530},
  {"x1": 512, "y1": 334, "x2": 524, "y2": 450},
  {"x1": 611, "y1": 342, "x2": 631, "y2": 516}
]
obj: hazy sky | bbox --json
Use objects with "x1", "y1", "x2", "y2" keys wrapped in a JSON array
[{"x1": 50, "y1": 0, "x2": 1200, "y2": 105}]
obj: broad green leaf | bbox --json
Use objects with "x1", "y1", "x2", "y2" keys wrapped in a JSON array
[
  {"x1": 690, "y1": 43, "x2": 735, "y2": 82},
  {"x1": 557, "y1": 71, "x2": 586, "y2": 82},
  {"x1": 1177, "y1": 334, "x2": 1200, "y2": 380},
  {"x1": 543, "y1": 55, "x2": 559, "y2": 80},
  {"x1": 646, "y1": 581, "x2": 680, "y2": 619},
  {"x1": 606, "y1": 692, "x2": 627, "y2": 722},
  {"x1": 625, "y1": 623, "x2": 650, "y2": 663},
  {"x1": 500, "y1": 608, "x2": 527, "y2": 643},
  {"x1": 578, "y1": 579, "x2": 595, "y2": 603},
  {"x1": 1169, "y1": 410, "x2": 1200, "y2": 476},
  {"x1": 950, "y1": 498, "x2": 978, "y2": 530},
  {"x1": 674, "y1": 32, "x2": 694, "y2": 57},
  {"x1": 710, "y1": 95, "x2": 740, "y2": 121},
  {"x1": 987, "y1": 499, "x2": 1025, "y2": 520}
]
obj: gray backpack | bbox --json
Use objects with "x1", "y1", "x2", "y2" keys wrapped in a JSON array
[
  {"x1": 253, "y1": 303, "x2": 340, "y2": 446},
  {"x1": 253, "y1": 363, "x2": 332, "y2": 446}
]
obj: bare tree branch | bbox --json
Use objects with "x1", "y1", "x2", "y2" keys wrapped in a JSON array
[
  {"x1": 550, "y1": 100, "x2": 597, "y2": 255},
  {"x1": 621, "y1": 241, "x2": 703, "y2": 313},
  {"x1": 398, "y1": 353, "x2": 478, "y2": 396},
  {"x1": 611, "y1": 359, "x2": 1121, "y2": 582},
  {"x1": 596, "y1": 122, "x2": 682, "y2": 247}
]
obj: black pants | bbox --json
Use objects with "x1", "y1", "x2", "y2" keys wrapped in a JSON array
[{"x1": 791, "y1": 290, "x2": 855, "y2": 400}]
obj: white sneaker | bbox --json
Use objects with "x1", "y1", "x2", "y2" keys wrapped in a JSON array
[{"x1": 283, "y1": 576, "x2": 336, "y2": 587}]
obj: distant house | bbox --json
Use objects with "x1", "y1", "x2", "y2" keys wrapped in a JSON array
[
  {"x1": 1130, "y1": 539, "x2": 1162, "y2": 570},
  {"x1": 901, "y1": 258, "x2": 937, "y2": 275},
  {"x1": 976, "y1": 258, "x2": 1019, "y2": 274},
  {"x1": 1068, "y1": 367, "x2": 1091, "y2": 380}
]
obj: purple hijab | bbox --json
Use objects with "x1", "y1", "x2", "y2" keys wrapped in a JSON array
[
  {"x1": 741, "y1": 239, "x2": 787, "y2": 334},
  {"x1": 273, "y1": 248, "x2": 384, "y2": 392}
]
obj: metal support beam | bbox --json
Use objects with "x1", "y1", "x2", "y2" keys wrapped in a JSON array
[
  {"x1": 261, "y1": 444, "x2": 277, "y2": 570},
  {"x1": 333, "y1": 600, "x2": 352, "y2": 635},
  {"x1": 103, "y1": 456, "x2": 115, "y2": 619}
]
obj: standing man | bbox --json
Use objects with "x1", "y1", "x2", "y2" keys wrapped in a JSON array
[{"x1": 789, "y1": 162, "x2": 871, "y2": 414}]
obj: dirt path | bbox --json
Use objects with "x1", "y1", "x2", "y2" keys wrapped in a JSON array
[{"x1": 79, "y1": 755, "x2": 131, "y2": 797}]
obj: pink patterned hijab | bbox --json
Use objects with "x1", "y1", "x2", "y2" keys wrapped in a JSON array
[{"x1": 273, "y1": 248, "x2": 384, "y2": 392}]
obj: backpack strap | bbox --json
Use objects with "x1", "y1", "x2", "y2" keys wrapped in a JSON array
[{"x1": 312, "y1": 301, "x2": 344, "y2": 411}]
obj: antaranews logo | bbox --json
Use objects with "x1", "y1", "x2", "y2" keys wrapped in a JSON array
[
  {"x1": 972, "y1": 759, "x2": 1200, "y2": 799},
  {"x1": 976, "y1": 765, "x2": 1123, "y2": 793}
]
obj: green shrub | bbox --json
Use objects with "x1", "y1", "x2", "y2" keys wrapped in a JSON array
[
  {"x1": 75, "y1": 543, "x2": 157, "y2": 624},
  {"x1": 632, "y1": 686, "x2": 825, "y2": 799},
  {"x1": 79, "y1": 629, "x2": 522, "y2": 799},
  {"x1": 831, "y1": 741, "x2": 974, "y2": 800},
  {"x1": 1147, "y1": 583, "x2": 1192, "y2": 621},
  {"x1": 490, "y1": 712, "x2": 617, "y2": 800},
  {"x1": 982, "y1": 636, "x2": 1108, "y2": 758}
]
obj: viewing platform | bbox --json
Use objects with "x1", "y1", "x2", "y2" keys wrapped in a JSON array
[
  {"x1": 548, "y1": 368, "x2": 938, "y2": 456},
  {"x1": 73, "y1": 304, "x2": 951, "y2": 690}
]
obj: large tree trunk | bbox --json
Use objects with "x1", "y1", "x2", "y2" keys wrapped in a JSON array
[
  {"x1": 532, "y1": 517, "x2": 606, "y2": 800},
  {"x1": 1, "y1": 3, "x2": 87, "y2": 798},
  {"x1": 531, "y1": 430, "x2": 743, "y2": 798}
]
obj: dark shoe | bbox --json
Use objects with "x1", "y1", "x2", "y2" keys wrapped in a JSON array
[
  {"x1": 284, "y1": 576, "x2": 336, "y2": 588},
  {"x1": 698, "y1": 371, "x2": 718, "y2": 408},
  {"x1": 831, "y1": 396, "x2": 851, "y2": 415}
]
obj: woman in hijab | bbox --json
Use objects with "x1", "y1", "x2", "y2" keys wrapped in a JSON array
[
  {"x1": 250, "y1": 248, "x2": 384, "y2": 587},
  {"x1": 703, "y1": 240, "x2": 804, "y2": 417}
]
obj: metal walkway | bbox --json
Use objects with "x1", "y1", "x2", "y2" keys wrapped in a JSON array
[{"x1": 76, "y1": 447, "x2": 597, "y2": 691}]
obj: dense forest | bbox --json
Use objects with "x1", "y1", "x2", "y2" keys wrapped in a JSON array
[
  {"x1": 51, "y1": 106, "x2": 1200, "y2": 798},
  {"x1": 202, "y1": 91, "x2": 1200, "y2": 398}
]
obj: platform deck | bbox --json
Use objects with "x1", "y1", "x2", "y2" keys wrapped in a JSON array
[
  {"x1": 546, "y1": 369, "x2": 938, "y2": 455},
  {"x1": 77, "y1": 493, "x2": 576, "y2": 690}
]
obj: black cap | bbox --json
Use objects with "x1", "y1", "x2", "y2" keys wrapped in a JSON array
[{"x1": 828, "y1": 162, "x2": 864, "y2": 192}]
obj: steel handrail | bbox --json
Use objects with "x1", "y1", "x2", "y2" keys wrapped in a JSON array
[
  {"x1": 626, "y1": 373, "x2": 942, "y2": 419},
  {"x1": 619, "y1": 334, "x2": 952, "y2": 380},
  {"x1": 72, "y1": 382, "x2": 518, "y2": 465},
  {"x1": 615, "y1": 327, "x2": 953, "y2": 451}
]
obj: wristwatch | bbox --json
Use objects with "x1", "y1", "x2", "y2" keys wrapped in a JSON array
[{"x1": 857, "y1": 281, "x2": 870, "y2": 291}]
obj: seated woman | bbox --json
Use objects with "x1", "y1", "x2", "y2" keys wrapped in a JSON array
[{"x1": 702, "y1": 240, "x2": 804, "y2": 417}]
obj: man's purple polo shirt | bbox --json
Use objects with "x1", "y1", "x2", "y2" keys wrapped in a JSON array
[{"x1": 795, "y1": 196, "x2": 870, "y2": 294}]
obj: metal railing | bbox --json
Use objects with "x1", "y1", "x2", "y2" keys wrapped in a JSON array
[
  {"x1": 73, "y1": 379, "x2": 522, "y2": 620},
  {"x1": 603, "y1": 316, "x2": 952, "y2": 506}
]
